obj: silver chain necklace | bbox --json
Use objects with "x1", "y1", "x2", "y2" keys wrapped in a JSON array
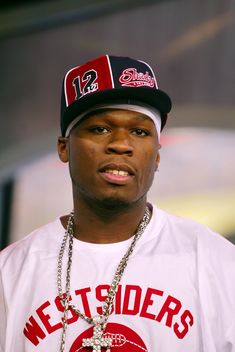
[{"x1": 57, "y1": 206, "x2": 151, "y2": 352}]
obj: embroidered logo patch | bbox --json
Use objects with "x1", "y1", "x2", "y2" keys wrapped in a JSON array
[{"x1": 119, "y1": 68, "x2": 155, "y2": 88}]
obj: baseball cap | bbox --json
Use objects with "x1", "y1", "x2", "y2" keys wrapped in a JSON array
[{"x1": 60, "y1": 55, "x2": 172, "y2": 136}]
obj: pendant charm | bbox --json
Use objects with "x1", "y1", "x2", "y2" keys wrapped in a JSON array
[{"x1": 82, "y1": 316, "x2": 112, "y2": 351}]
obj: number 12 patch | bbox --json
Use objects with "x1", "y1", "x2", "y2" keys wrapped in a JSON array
[{"x1": 72, "y1": 69, "x2": 98, "y2": 100}]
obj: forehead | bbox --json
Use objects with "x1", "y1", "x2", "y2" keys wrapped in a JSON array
[{"x1": 79, "y1": 108, "x2": 155, "y2": 125}]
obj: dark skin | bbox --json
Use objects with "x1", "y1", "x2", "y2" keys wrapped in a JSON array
[{"x1": 57, "y1": 109, "x2": 161, "y2": 244}]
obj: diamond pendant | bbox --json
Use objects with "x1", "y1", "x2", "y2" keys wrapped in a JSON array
[{"x1": 82, "y1": 316, "x2": 112, "y2": 351}]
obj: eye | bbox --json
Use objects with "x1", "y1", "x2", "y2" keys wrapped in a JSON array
[
  {"x1": 90, "y1": 126, "x2": 110, "y2": 134},
  {"x1": 132, "y1": 128, "x2": 149, "y2": 137}
]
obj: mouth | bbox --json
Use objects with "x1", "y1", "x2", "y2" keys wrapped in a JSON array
[
  {"x1": 105, "y1": 169, "x2": 130, "y2": 176},
  {"x1": 99, "y1": 163, "x2": 135, "y2": 185}
]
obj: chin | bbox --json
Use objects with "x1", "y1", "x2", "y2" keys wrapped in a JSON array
[
  {"x1": 93, "y1": 191, "x2": 147, "y2": 212},
  {"x1": 77, "y1": 185, "x2": 146, "y2": 211},
  {"x1": 96, "y1": 196, "x2": 131, "y2": 210}
]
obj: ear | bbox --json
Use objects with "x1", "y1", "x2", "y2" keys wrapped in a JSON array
[{"x1": 57, "y1": 137, "x2": 69, "y2": 163}]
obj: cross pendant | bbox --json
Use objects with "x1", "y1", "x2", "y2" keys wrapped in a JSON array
[{"x1": 82, "y1": 316, "x2": 112, "y2": 351}]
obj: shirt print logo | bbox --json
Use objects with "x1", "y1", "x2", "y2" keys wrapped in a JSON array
[{"x1": 23, "y1": 284, "x2": 194, "y2": 347}]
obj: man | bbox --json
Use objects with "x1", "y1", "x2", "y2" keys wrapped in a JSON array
[{"x1": 0, "y1": 55, "x2": 235, "y2": 352}]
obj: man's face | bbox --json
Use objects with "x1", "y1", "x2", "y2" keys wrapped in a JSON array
[{"x1": 58, "y1": 109, "x2": 161, "y2": 208}]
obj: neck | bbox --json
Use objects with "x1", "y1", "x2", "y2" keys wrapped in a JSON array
[{"x1": 61, "y1": 197, "x2": 150, "y2": 244}]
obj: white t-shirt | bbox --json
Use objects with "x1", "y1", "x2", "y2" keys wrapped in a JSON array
[{"x1": 0, "y1": 205, "x2": 235, "y2": 351}]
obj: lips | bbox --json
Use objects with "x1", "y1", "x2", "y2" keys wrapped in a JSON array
[{"x1": 99, "y1": 163, "x2": 135, "y2": 185}]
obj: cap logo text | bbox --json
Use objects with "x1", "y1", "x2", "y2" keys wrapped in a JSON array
[{"x1": 119, "y1": 68, "x2": 155, "y2": 88}]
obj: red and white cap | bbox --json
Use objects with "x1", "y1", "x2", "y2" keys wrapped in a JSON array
[{"x1": 60, "y1": 55, "x2": 172, "y2": 136}]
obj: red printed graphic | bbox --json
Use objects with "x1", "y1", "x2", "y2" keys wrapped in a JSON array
[
  {"x1": 119, "y1": 68, "x2": 155, "y2": 88},
  {"x1": 70, "y1": 322, "x2": 148, "y2": 351}
]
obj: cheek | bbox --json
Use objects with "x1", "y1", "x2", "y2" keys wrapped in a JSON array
[
  {"x1": 82, "y1": 141, "x2": 98, "y2": 155},
  {"x1": 70, "y1": 141, "x2": 97, "y2": 164},
  {"x1": 138, "y1": 150, "x2": 158, "y2": 184},
  {"x1": 145, "y1": 146, "x2": 158, "y2": 169},
  {"x1": 69, "y1": 142, "x2": 98, "y2": 180}
]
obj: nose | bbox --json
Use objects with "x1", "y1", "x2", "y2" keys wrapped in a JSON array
[{"x1": 106, "y1": 129, "x2": 134, "y2": 155}]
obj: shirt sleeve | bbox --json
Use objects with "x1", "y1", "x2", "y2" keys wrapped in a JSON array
[
  {"x1": 0, "y1": 268, "x2": 6, "y2": 352},
  {"x1": 199, "y1": 230, "x2": 235, "y2": 351},
  {"x1": 224, "y1": 312, "x2": 235, "y2": 351}
]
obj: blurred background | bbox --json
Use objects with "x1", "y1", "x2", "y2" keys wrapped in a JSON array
[{"x1": 0, "y1": 0, "x2": 235, "y2": 249}]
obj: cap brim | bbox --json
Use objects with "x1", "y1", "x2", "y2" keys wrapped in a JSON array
[{"x1": 62, "y1": 87, "x2": 172, "y2": 136}]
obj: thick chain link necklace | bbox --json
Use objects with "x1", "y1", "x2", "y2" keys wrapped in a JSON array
[{"x1": 57, "y1": 206, "x2": 151, "y2": 351}]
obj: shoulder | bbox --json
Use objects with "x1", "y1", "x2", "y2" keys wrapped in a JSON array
[
  {"x1": 151, "y1": 204, "x2": 235, "y2": 259},
  {"x1": 0, "y1": 218, "x2": 64, "y2": 270},
  {"x1": 151, "y1": 204, "x2": 235, "y2": 309}
]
